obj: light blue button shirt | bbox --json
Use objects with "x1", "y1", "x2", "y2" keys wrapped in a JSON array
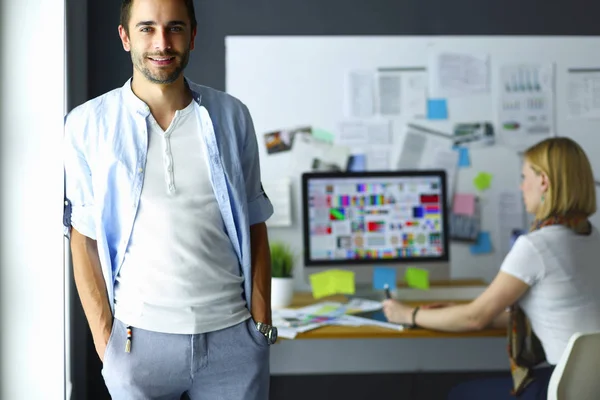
[{"x1": 64, "y1": 78, "x2": 273, "y2": 312}]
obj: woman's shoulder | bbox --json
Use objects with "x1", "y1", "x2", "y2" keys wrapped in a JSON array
[{"x1": 523, "y1": 223, "x2": 600, "y2": 249}]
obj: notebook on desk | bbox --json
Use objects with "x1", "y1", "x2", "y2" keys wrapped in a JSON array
[
  {"x1": 349, "y1": 309, "x2": 409, "y2": 331},
  {"x1": 352, "y1": 309, "x2": 387, "y2": 323},
  {"x1": 346, "y1": 295, "x2": 409, "y2": 330}
]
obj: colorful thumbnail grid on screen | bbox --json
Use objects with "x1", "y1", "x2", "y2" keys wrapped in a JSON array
[{"x1": 308, "y1": 176, "x2": 445, "y2": 261}]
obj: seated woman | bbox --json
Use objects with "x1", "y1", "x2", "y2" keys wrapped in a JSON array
[{"x1": 382, "y1": 137, "x2": 600, "y2": 400}]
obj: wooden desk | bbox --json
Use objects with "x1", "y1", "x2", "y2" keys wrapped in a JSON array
[
  {"x1": 270, "y1": 281, "x2": 509, "y2": 376},
  {"x1": 284, "y1": 284, "x2": 506, "y2": 340}
]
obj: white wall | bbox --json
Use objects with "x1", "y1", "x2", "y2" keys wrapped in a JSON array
[{"x1": 0, "y1": 0, "x2": 66, "y2": 399}]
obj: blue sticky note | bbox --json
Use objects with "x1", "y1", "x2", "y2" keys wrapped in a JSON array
[
  {"x1": 457, "y1": 147, "x2": 471, "y2": 167},
  {"x1": 373, "y1": 267, "x2": 397, "y2": 290},
  {"x1": 348, "y1": 154, "x2": 366, "y2": 172},
  {"x1": 427, "y1": 99, "x2": 448, "y2": 120},
  {"x1": 470, "y1": 231, "x2": 493, "y2": 255}
]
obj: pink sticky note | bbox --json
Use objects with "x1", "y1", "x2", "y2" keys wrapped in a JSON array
[{"x1": 453, "y1": 193, "x2": 476, "y2": 216}]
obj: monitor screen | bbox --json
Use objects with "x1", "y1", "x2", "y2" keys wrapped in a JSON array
[{"x1": 302, "y1": 170, "x2": 450, "y2": 266}]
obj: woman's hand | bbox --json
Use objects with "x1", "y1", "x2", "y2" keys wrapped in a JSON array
[{"x1": 382, "y1": 299, "x2": 414, "y2": 325}]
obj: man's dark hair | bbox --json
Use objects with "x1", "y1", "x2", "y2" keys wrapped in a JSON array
[{"x1": 120, "y1": 0, "x2": 198, "y2": 33}]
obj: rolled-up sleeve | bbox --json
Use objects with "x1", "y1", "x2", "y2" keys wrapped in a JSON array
[
  {"x1": 64, "y1": 111, "x2": 96, "y2": 240},
  {"x1": 240, "y1": 104, "x2": 273, "y2": 226}
]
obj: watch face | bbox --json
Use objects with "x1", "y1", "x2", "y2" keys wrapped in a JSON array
[{"x1": 269, "y1": 326, "x2": 278, "y2": 343}]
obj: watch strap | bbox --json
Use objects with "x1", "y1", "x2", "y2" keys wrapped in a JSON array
[
  {"x1": 411, "y1": 306, "x2": 421, "y2": 328},
  {"x1": 255, "y1": 321, "x2": 276, "y2": 344}
]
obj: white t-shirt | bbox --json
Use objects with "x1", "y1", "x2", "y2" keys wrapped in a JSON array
[
  {"x1": 114, "y1": 101, "x2": 249, "y2": 334},
  {"x1": 500, "y1": 224, "x2": 600, "y2": 364}
]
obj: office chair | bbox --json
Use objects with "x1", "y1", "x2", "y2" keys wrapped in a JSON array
[{"x1": 547, "y1": 331, "x2": 600, "y2": 400}]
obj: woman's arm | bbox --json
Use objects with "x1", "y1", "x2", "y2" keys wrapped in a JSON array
[
  {"x1": 488, "y1": 310, "x2": 510, "y2": 329},
  {"x1": 382, "y1": 272, "x2": 529, "y2": 332}
]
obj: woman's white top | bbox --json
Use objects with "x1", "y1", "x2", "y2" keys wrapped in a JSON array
[{"x1": 500, "y1": 225, "x2": 600, "y2": 364}]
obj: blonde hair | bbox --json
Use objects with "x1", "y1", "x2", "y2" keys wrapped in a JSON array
[{"x1": 524, "y1": 137, "x2": 596, "y2": 220}]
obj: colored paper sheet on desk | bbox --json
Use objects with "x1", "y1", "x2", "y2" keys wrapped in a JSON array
[
  {"x1": 309, "y1": 270, "x2": 356, "y2": 299},
  {"x1": 345, "y1": 298, "x2": 383, "y2": 314},
  {"x1": 311, "y1": 304, "x2": 343, "y2": 316},
  {"x1": 427, "y1": 99, "x2": 448, "y2": 120},
  {"x1": 470, "y1": 231, "x2": 493, "y2": 255},
  {"x1": 373, "y1": 267, "x2": 397, "y2": 290},
  {"x1": 473, "y1": 172, "x2": 493, "y2": 191},
  {"x1": 452, "y1": 193, "x2": 476, "y2": 216},
  {"x1": 405, "y1": 267, "x2": 430, "y2": 290},
  {"x1": 456, "y1": 146, "x2": 471, "y2": 167}
]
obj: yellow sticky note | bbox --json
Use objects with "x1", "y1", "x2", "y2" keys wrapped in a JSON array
[
  {"x1": 309, "y1": 270, "x2": 356, "y2": 299},
  {"x1": 473, "y1": 172, "x2": 493, "y2": 191},
  {"x1": 405, "y1": 267, "x2": 430, "y2": 290},
  {"x1": 309, "y1": 271, "x2": 335, "y2": 299},
  {"x1": 330, "y1": 270, "x2": 356, "y2": 295}
]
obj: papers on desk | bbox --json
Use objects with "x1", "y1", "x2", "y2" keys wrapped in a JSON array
[{"x1": 273, "y1": 300, "x2": 404, "y2": 339}]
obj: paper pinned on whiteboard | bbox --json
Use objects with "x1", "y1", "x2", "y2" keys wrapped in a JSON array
[
  {"x1": 292, "y1": 133, "x2": 350, "y2": 174},
  {"x1": 403, "y1": 70, "x2": 428, "y2": 118},
  {"x1": 339, "y1": 121, "x2": 368, "y2": 147},
  {"x1": 396, "y1": 126, "x2": 457, "y2": 203},
  {"x1": 262, "y1": 178, "x2": 292, "y2": 228},
  {"x1": 338, "y1": 120, "x2": 392, "y2": 147},
  {"x1": 345, "y1": 70, "x2": 376, "y2": 118},
  {"x1": 423, "y1": 146, "x2": 458, "y2": 199},
  {"x1": 339, "y1": 121, "x2": 392, "y2": 171},
  {"x1": 377, "y1": 70, "x2": 402, "y2": 116},
  {"x1": 498, "y1": 190, "x2": 525, "y2": 257},
  {"x1": 397, "y1": 130, "x2": 427, "y2": 170},
  {"x1": 566, "y1": 68, "x2": 600, "y2": 119},
  {"x1": 368, "y1": 120, "x2": 392, "y2": 145},
  {"x1": 498, "y1": 63, "x2": 555, "y2": 151},
  {"x1": 366, "y1": 146, "x2": 391, "y2": 171},
  {"x1": 428, "y1": 52, "x2": 490, "y2": 97},
  {"x1": 377, "y1": 67, "x2": 428, "y2": 118}
]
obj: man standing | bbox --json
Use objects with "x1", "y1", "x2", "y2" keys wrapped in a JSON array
[{"x1": 64, "y1": 0, "x2": 276, "y2": 398}]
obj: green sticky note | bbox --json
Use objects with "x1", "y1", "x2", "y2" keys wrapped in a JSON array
[
  {"x1": 309, "y1": 271, "x2": 336, "y2": 299},
  {"x1": 312, "y1": 128, "x2": 335, "y2": 143},
  {"x1": 330, "y1": 270, "x2": 356, "y2": 295},
  {"x1": 405, "y1": 267, "x2": 430, "y2": 290},
  {"x1": 473, "y1": 172, "x2": 493, "y2": 191}
]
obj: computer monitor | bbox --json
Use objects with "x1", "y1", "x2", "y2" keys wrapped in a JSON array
[{"x1": 301, "y1": 170, "x2": 451, "y2": 287}]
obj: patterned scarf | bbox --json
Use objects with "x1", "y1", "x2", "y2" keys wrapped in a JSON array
[{"x1": 507, "y1": 214, "x2": 590, "y2": 396}]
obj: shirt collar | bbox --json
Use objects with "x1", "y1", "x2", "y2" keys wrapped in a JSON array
[{"x1": 121, "y1": 77, "x2": 203, "y2": 117}]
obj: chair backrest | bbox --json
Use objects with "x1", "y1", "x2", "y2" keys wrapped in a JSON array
[{"x1": 547, "y1": 331, "x2": 600, "y2": 400}]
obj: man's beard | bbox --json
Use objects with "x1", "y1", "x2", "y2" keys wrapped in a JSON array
[{"x1": 132, "y1": 48, "x2": 190, "y2": 84}]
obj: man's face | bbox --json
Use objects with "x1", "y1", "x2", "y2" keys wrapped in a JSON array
[{"x1": 118, "y1": 0, "x2": 196, "y2": 85}]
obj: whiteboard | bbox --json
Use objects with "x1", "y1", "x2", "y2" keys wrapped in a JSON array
[{"x1": 226, "y1": 36, "x2": 600, "y2": 285}]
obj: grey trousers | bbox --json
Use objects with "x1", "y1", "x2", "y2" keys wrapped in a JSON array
[{"x1": 102, "y1": 317, "x2": 270, "y2": 400}]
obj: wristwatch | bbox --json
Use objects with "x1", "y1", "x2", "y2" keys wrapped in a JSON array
[{"x1": 255, "y1": 322, "x2": 278, "y2": 345}]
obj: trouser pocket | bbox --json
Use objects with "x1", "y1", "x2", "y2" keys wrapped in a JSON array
[{"x1": 102, "y1": 319, "x2": 133, "y2": 371}]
